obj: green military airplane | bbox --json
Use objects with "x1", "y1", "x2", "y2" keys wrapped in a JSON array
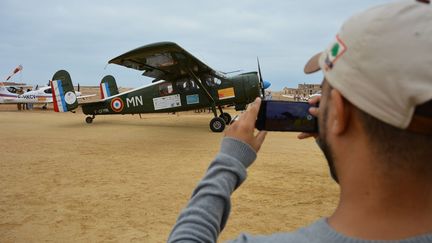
[{"x1": 50, "y1": 42, "x2": 271, "y2": 132}]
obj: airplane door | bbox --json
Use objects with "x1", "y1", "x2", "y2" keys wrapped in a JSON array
[{"x1": 176, "y1": 78, "x2": 208, "y2": 107}]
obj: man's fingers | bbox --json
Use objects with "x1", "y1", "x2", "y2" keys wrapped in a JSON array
[
  {"x1": 297, "y1": 132, "x2": 318, "y2": 140},
  {"x1": 308, "y1": 95, "x2": 320, "y2": 118},
  {"x1": 309, "y1": 107, "x2": 318, "y2": 116},
  {"x1": 241, "y1": 97, "x2": 262, "y2": 124},
  {"x1": 256, "y1": 130, "x2": 267, "y2": 143},
  {"x1": 308, "y1": 95, "x2": 321, "y2": 105},
  {"x1": 253, "y1": 131, "x2": 267, "y2": 152},
  {"x1": 298, "y1": 133, "x2": 312, "y2": 139}
]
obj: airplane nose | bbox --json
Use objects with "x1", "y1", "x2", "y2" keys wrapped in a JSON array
[{"x1": 263, "y1": 80, "x2": 271, "y2": 89}]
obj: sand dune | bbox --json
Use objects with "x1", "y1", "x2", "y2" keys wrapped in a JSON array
[{"x1": 0, "y1": 108, "x2": 338, "y2": 242}]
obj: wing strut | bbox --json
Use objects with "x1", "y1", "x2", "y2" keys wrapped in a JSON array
[{"x1": 187, "y1": 68, "x2": 218, "y2": 118}]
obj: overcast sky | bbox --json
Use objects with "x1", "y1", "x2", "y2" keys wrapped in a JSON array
[{"x1": 1, "y1": 0, "x2": 393, "y2": 90}]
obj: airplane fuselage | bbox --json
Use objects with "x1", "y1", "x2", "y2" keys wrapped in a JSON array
[
  {"x1": 0, "y1": 86, "x2": 83, "y2": 104},
  {"x1": 81, "y1": 72, "x2": 261, "y2": 116},
  {"x1": 0, "y1": 86, "x2": 52, "y2": 104}
]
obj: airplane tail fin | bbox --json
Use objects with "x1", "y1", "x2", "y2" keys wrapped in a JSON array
[
  {"x1": 100, "y1": 75, "x2": 119, "y2": 99},
  {"x1": 50, "y1": 70, "x2": 78, "y2": 112}
]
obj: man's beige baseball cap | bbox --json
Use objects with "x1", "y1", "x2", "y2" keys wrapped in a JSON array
[{"x1": 304, "y1": 0, "x2": 432, "y2": 134}]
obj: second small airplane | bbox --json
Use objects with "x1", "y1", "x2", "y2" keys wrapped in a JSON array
[{"x1": 0, "y1": 84, "x2": 93, "y2": 108}]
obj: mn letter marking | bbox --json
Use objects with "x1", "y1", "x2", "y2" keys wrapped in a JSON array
[{"x1": 126, "y1": 96, "x2": 144, "y2": 108}]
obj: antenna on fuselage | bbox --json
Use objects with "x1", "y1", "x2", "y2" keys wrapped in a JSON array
[{"x1": 221, "y1": 70, "x2": 243, "y2": 75}]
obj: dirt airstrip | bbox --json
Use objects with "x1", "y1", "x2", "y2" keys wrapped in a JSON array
[{"x1": 0, "y1": 105, "x2": 339, "y2": 242}]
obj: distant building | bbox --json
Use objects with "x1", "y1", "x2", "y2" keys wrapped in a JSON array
[{"x1": 283, "y1": 83, "x2": 321, "y2": 101}]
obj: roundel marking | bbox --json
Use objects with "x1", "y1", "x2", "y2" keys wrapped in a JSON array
[
  {"x1": 110, "y1": 98, "x2": 124, "y2": 112},
  {"x1": 64, "y1": 91, "x2": 77, "y2": 105}
]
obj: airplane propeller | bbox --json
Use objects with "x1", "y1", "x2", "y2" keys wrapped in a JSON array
[
  {"x1": 257, "y1": 57, "x2": 271, "y2": 98},
  {"x1": 77, "y1": 83, "x2": 80, "y2": 92}
]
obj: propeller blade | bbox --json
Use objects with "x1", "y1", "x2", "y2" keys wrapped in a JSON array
[
  {"x1": 77, "y1": 83, "x2": 80, "y2": 92},
  {"x1": 257, "y1": 57, "x2": 265, "y2": 98}
]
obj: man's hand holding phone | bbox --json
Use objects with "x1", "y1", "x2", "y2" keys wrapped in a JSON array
[
  {"x1": 225, "y1": 98, "x2": 267, "y2": 153},
  {"x1": 255, "y1": 100, "x2": 318, "y2": 132},
  {"x1": 298, "y1": 95, "x2": 320, "y2": 139}
]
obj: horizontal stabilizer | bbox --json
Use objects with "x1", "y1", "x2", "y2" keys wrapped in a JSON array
[{"x1": 50, "y1": 70, "x2": 78, "y2": 112}]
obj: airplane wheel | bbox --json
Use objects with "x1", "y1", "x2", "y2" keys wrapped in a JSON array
[
  {"x1": 85, "y1": 116, "x2": 93, "y2": 124},
  {"x1": 210, "y1": 117, "x2": 226, "y2": 133},
  {"x1": 219, "y1": 112, "x2": 232, "y2": 124}
]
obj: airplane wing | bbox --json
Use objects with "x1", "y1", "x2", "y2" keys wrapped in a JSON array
[
  {"x1": 0, "y1": 98, "x2": 50, "y2": 104},
  {"x1": 77, "y1": 94, "x2": 96, "y2": 99},
  {"x1": 108, "y1": 42, "x2": 215, "y2": 81}
]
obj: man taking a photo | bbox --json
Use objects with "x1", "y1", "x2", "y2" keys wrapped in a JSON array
[{"x1": 169, "y1": 0, "x2": 432, "y2": 242}]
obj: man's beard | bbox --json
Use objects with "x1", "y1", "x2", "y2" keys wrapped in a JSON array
[{"x1": 317, "y1": 105, "x2": 339, "y2": 183}]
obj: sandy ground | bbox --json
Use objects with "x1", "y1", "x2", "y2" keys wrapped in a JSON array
[{"x1": 0, "y1": 106, "x2": 339, "y2": 242}]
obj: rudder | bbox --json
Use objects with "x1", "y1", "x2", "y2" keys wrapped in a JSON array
[
  {"x1": 100, "y1": 75, "x2": 119, "y2": 99},
  {"x1": 50, "y1": 70, "x2": 78, "y2": 112}
]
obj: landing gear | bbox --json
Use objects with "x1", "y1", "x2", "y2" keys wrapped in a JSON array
[
  {"x1": 42, "y1": 105, "x2": 47, "y2": 110},
  {"x1": 85, "y1": 116, "x2": 93, "y2": 124},
  {"x1": 185, "y1": 69, "x2": 231, "y2": 133},
  {"x1": 209, "y1": 117, "x2": 225, "y2": 133},
  {"x1": 219, "y1": 112, "x2": 232, "y2": 124},
  {"x1": 208, "y1": 106, "x2": 232, "y2": 132},
  {"x1": 85, "y1": 115, "x2": 95, "y2": 124}
]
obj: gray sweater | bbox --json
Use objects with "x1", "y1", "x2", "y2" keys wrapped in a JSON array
[{"x1": 168, "y1": 137, "x2": 432, "y2": 243}]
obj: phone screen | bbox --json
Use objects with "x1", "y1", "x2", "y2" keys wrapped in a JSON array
[{"x1": 255, "y1": 100, "x2": 318, "y2": 132}]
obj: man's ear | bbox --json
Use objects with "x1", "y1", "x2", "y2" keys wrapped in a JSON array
[{"x1": 329, "y1": 89, "x2": 350, "y2": 135}]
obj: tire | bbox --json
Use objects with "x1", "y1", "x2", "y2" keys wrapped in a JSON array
[
  {"x1": 210, "y1": 117, "x2": 226, "y2": 133},
  {"x1": 219, "y1": 112, "x2": 232, "y2": 124},
  {"x1": 85, "y1": 116, "x2": 93, "y2": 124}
]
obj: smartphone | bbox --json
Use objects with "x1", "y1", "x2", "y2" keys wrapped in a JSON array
[{"x1": 255, "y1": 100, "x2": 318, "y2": 132}]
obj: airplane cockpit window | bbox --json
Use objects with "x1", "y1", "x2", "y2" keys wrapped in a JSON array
[
  {"x1": 205, "y1": 77, "x2": 221, "y2": 87},
  {"x1": 44, "y1": 88, "x2": 52, "y2": 94},
  {"x1": 159, "y1": 83, "x2": 174, "y2": 96},
  {"x1": 7, "y1": 87, "x2": 18, "y2": 93}
]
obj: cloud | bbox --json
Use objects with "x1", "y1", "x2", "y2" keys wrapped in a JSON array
[{"x1": 1, "y1": 0, "x2": 393, "y2": 90}]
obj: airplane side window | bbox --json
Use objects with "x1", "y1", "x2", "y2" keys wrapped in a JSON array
[
  {"x1": 190, "y1": 80, "x2": 199, "y2": 90},
  {"x1": 7, "y1": 87, "x2": 17, "y2": 93},
  {"x1": 177, "y1": 80, "x2": 200, "y2": 92},
  {"x1": 159, "y1": 83, "x2": 174, "y2": 96},
  {"x1": 183, "y1": 81, "x2": 192, "y2": 91},
  {"x1": 176, "y1": 79, "x2": 187, "y2": 92},
  {"x1": 184, "y1": 80, "x2": 199, "y2": 91},
  {"x1": 214, "y1": 78, "x2": 222, "y2": 86},
  {"x1": 205, "y1": 77, "x2": 221, "y2": 87},
  {"x1": 44, "y1": 88, "x2": 52, "y2": 94}
]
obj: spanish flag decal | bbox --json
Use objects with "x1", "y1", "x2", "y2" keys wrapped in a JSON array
[{"x1": 218, "y1": 87, "x2": 235, "y2": 100}]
